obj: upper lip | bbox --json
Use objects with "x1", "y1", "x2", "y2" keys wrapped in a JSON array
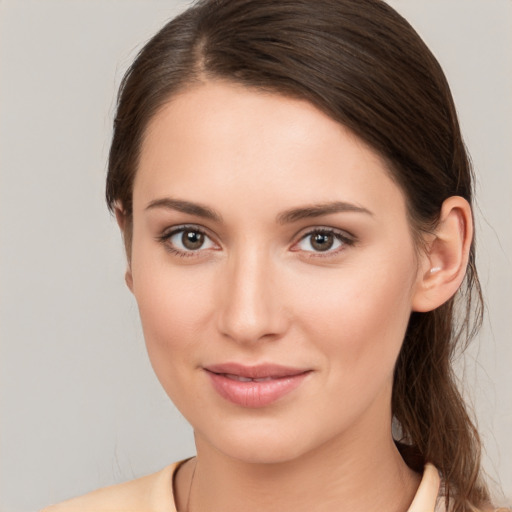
[{"x1": 204, "y1": 362, "x2": 310, "y2": 379}]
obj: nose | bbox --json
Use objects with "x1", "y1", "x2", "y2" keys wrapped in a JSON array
[{"x1": 216, "y1": 247, "x2": 289, "y2": 344}]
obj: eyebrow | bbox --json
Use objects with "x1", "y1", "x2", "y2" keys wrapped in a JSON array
[
  {"x1": 276, "y1": 201, "x2": 373, "y2": 224},
  {"x1": 145, "y1": 197, "x2": 372, "y2": 224},
  {"x1": 145, "y1": 198, "x2": 223, "y2": 222}
]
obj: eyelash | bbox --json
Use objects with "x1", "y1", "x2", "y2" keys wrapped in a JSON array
[
  {"x1": 157, "y1": 225, "x2": 355, "y2": 258},
  {"x1": 293, "y1": 228, "x2": 355, "y2": 258},
  {"x1": 157, "y1": 225, "x2": 215, "y2": 258}
]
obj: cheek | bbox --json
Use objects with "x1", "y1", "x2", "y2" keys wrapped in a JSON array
[
  {"x1": 136, "y1": 273, "x2": 213, "y2": 343},
  {"x1": 134, "y1": 275, "x2": 214, "y2": 415},
  {"x1": 291, "y1": 252, "x2": 416, "y2": 379},
  {"x1": 130, "y1": 245, "x2": 217, "y2": 384}
]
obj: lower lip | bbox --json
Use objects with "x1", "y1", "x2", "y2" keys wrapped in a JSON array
[{"x1": 206, "y1": 371, "x2": 310, "y2": 408}]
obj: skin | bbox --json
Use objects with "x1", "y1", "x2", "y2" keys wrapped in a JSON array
[{"x1": 119, "y1": 80, "x2": 472, "y2": 512}]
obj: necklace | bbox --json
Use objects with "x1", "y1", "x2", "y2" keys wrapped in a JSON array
[{"x1": 184, "y1": 458, "x2": 197, "y2": 512}]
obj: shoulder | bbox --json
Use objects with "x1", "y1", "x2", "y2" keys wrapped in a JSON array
[{"x1": 41, "y1": 462, "x2": 183, "y2": 512}]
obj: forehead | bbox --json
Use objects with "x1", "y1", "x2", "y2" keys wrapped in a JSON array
[{"x1": 134, "y1": 80, "x2": 406, "y2": 221}]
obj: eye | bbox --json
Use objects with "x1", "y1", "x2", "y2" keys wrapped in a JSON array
[
  {"x1": 159, "y1": 226, "x2": 217, "y2": 256},
  {"x1": 293, "y1": 228, "x2": 353, "y2": 254}
]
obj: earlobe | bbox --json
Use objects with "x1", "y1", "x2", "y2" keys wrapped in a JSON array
[
  {"x1": 125, "y1": 268, "x2": 134, "y2": 293},
  {"x1": 412, "y1": 196, "x2": 473, "y2": 313}
]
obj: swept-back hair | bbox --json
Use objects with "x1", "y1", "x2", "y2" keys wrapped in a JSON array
[{"x1": 106, "y1": 1, "x2": 489, "y2": 510}]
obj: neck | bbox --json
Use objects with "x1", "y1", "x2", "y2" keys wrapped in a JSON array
[{"x1": 176, "y1": 414, "x2": 421, "y2": 512}]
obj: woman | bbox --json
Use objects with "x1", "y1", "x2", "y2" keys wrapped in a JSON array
[{"x1": 42, "y1": 0, "x2": 509, "y2": 511}]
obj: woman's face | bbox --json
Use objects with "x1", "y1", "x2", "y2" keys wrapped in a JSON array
[{"x1": 128, "y1": 81, "x2": 424, "y2": 464}]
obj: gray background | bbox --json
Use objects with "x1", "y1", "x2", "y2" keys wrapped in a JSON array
[{"x1": 0, "y1": 1, "x2": 510, "y2": 510}]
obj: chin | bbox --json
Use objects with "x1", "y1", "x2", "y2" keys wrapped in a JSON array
[{"x1": 194, "y1": 418, "x2": 330, "y2": 466}]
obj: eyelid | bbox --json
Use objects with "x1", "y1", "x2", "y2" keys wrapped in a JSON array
[
  {"x1": 157, "y1": 224, "x2": 220, "y2": 256},
  {"x1": 160, "y1": 223, "x2": 211, "y2": 239},
  {"x1": 290, "y1": 226, "x2": 356, "y2": 256},
  {"x1": 157, "y1": 224, "x2": 355, "y2": 258}
]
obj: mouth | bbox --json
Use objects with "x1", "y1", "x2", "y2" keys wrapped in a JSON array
[
  {"x1": 220, "y1": 374, "x2": 281, "y2": 382},
  {"x1": 204, "y1": 363, "x2": 311, "y2": 408}
]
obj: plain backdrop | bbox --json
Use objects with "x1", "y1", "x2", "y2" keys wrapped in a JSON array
[{"x1": 0, "y1": 1, "x2": 510, "y2": 510}]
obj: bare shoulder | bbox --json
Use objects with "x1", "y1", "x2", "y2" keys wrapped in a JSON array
[{"x1": 40, "y1": 464, "x2": 178, "y2": 512}]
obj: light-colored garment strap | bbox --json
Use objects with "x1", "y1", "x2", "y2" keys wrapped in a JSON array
[{"x1": 406, "y1": 463, "x2": 440, "y2": 512}]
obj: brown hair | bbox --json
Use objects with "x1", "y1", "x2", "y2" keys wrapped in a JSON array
[{"x1": 106, "y1": 1, "x2": 490, "y2": 510}]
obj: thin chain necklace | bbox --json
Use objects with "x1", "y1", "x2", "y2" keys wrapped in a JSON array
[{"x1": 184, "y1": 459, "x2": 197, "y2": 512}]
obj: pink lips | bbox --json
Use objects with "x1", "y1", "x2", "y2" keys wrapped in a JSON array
[{"x1": 204, "y1": 363, "x2": 311, "y2": 408}]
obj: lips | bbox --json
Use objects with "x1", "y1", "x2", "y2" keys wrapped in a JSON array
[
  {"x1": 222, "y1": 374, "x2": 276, "y2": 382},
  {"x1": 204, "y1": 363, "x2": 311, "y2": 408}
]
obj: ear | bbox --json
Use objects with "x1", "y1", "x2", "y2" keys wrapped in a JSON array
[
  {"x1": 412, "y1": 196, "x2": 473, "y2": 312},
  {"x1": 114, "y1": 204, "x2": 134, "y2": 293}
]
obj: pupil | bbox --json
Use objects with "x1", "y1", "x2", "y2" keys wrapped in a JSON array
[
  {"x1": 182, "y1": 230, "x2": 204, "y2": 250},
  {"x1": 312, "y1": 233, "x2": 333, "y2": 251}
]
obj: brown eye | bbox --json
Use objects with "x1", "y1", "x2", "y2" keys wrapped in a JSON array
[
  {"x1": 310, "y1": 232, "x2": 334, "y2": 251},
  {"x1": 182, "y1": 230, "x2": 205, "y2": 250},
  {"x1": 294, "y1": 229, "x2": 352, "y2": 255},
  {"x1": 162, "y1": 226, "x2": 217, "y2": 255}
]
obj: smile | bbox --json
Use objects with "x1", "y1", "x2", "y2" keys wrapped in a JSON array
[{"x1": 204, "y1": 363, "x2": 311, "y2": 408}]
